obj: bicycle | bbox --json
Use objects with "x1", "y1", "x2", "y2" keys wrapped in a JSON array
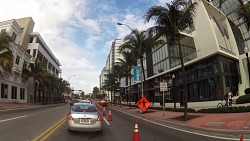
[{"x1": 217, "y1": 99, "x2": 232, "y2": 108}]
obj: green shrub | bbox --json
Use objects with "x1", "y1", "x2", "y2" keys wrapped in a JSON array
[
  {"x1": 244, "y1": 88, "x2": 250, "y2": 95},
  {"x1": 236, "y1": 94, "x2": 250, "y2": 104},
  {"x1": 197, "y1": 106, "x2": 250, "y2": 113}
]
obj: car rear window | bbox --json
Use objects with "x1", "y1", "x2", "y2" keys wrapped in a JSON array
[{"x1": 73, "y1": 105, "x2": 97, "y2": 112}]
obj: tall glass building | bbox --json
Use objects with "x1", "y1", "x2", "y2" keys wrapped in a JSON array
[{"x1": 129, "y1": 0, "x2": 241, "y2": 104}]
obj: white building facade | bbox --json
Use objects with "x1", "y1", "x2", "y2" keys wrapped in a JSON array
[
  {"x1": 0, "y1": 19, "x2": 32, "y2": 103},
  {"x1": 0, "y1": 17, "x2": 62, "y2": 103}
]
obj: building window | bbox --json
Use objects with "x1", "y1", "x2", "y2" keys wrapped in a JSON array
[
  {"x1": 11, "y1": 32, "x2": 17, "y2": 42},
  {"x1": 11, "y1": 86, "x2": 17, "y2": 99},
  {"x1": 27, "y1": 49, "x2": 30, "y2": 54},
  {"x1": 1, "y1": 29, "x2": 6, "y2": 33},
  {"x1": 15, "y1": 55, "x2": 20, "y2": 65},
  {"x1": 20, "y1": 88, "x2": 25, "y2": 100},
  {"x1": 23, "y1": 61, "x2": 27, "y2": 69},
  {"x1": 33, "y1": 49, "x2": 37, "y2": 57},
  {"x1": 29, "y1": 37, "x2": 33, "y2": 43},
  {"x1": 1, "y1": 84, "x2": 8, "y2": 98}
]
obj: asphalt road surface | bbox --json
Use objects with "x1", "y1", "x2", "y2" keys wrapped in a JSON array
[{"x1": 0, "y1": 104, "x2": 243, "y2": 141}]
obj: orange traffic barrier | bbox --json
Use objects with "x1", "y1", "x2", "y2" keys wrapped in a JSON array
[
  {"x1": 102, "y1": 108, "x2": 106, "y2": 116},
  {"x1": 108, "y1": 110, "x2": 112, "y2": 121},
  {"x1": 133, "y1": 121, "x2": 139, "y2": 141},
  {"x1": 240, "y1": 134, "x2": 244, "y2": 141}
]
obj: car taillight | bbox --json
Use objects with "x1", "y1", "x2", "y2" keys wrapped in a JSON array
[
  {"x1": 67, "y1": 115, "x2": 72, "y2": 120},
  {"x1": 98, "y1": 116, "x2": 103, "y2": 121}
]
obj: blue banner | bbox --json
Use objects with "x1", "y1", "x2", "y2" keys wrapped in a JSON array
[{"x1": 133, "y1": 66, "x2": 141, "y2": 82}]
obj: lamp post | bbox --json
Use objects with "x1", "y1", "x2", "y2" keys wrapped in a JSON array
[
  {"x1": 172, "y1": 74, "x2": 176, "y2": 109},
  {"x1": 244, "y1": 47, "x2": 250, "y2": 83},
  {"x1": 68, "y1": 75, "x2": 76, "y2": 83},
  {"x1": 117, "y1": 22, "x2": 133, "y2": 31},
  {"x1": 68, "y1": 75, "x2": 75, "y2": 98}
]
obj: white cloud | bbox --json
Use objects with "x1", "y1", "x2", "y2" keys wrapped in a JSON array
[{"x1": 116, "y1": 13, "x2": 154, "y2": 39}]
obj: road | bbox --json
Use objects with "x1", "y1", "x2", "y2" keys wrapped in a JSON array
[{"x1": 0, "y1": 104, "x2": 240, "y2": 141}]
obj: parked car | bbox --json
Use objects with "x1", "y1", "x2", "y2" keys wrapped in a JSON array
[
  {"x1": 70, "y1": 99, "x2": 78, "y2": 106},
  {"x1": 66, "y1": 103, "x2": 103, "y2": 132}
]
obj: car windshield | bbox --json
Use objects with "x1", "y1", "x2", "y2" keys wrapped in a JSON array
[{"x1": 72, "y1": 105, "x2": 97, "y2": 112}]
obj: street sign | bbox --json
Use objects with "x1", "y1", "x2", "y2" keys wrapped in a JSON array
[
  {"x1": 136, "y1": 97, "x2": 150, "y2": 111},
  {"x1": 160, "y1": 82, "x2": 168, "y2": 91}
]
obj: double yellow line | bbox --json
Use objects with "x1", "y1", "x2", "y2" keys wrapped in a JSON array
[{"x1": 32, "y1": 117, "x2": 66, "y2": 141}]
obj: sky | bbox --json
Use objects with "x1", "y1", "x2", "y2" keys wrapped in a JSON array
[{"x1": 0, "y1": 0, "x2": 171, "y2": 94}]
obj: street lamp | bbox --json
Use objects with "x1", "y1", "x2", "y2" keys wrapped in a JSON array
[
  {"x1": 117, "y1": 22, "x2": 133, "y2": 31},
  {"x1": 172, "y1": 74, "x2": 176, "y2": 109},
  {"x1": 244, "y1": 47, "x2": 250, "y2": 83},
  {"x1": 68, "y1": 75, "x2": 76, "y2": 83},
  {"x1": 68, "y1": 75, "x2": 75, "y2": 98}
]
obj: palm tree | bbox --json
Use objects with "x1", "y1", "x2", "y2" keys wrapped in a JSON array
[
  {"x1": 118, "y1": 50, "x2": 137, "y2": 108},
  {"x1": 0, "y1": 32, "x2": 13, "y2": 72},
  {"x1": 120, "y1": 29, "x2": 164, "y2": 98},
  {"x1": 144, "y1": 1, "x2": 197, "y2": 118},
  {"x1": 26, "y1": 62, "x2": 47, "y2": 102},
  {"x1": 111, "y1": 64, "x2": 127, "y2": 106},
  {"x1": 237, "y1": 0, "x2": 250, "y2": 31},
  {"x1": 105, "y1": 72, "x2": 118, "y2": 104}
]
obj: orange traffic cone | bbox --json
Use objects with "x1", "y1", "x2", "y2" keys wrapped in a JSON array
[
  {"x1": 102, "y1": 108, "x2": 106, "y2": 116},
  {"x1": 240, "y1": 134, "x2": 244, "y2": 141},
  {"x1": 133, "y1": 121, "x2": 139, "y2": 141},
  {"x1": 108, "y1": 110, "x2": 112, "y2": 121}
]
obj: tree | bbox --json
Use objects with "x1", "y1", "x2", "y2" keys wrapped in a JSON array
[
  {"x1": 237, "y1": 0, "x2": 250, "y2": 31},
  {"x1": 112, "y1": 64, "x2": 127, "y2": 106},
  {"x1": 92, "y1": 87, "x2": 100, "y2": 98},
  {"x1": 0, "y1": 32, "x2": 13, "y2": 72},
  {"x1": 118, "y1": 50, "x2": 137, "y2": 108},
  {"x1": 120, "y1": 29, "x2": 164, "y2": 98},
  {"x1": 25, "y1": 62, "x2": 47, "y2": 102},
  {"x1": 144, "y1": 1, "x2": 197, "y2": 118},
  {"x1": 80, "y1": 91, "x2": 85, "y2": 99}
]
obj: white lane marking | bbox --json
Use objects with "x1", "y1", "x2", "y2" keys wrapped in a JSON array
[
  {"x1": 47, "y1": 107, "x2": 61, "y2": 112},
  {"x1": 111, "y1": 108, "x2": 249, "y2": 141},
  {"x1": 0, "y1": 115, "x2": 28, "y2": 123},
  {"x1": 103, "y1": 117, "x2": 110, "y2": 125}
]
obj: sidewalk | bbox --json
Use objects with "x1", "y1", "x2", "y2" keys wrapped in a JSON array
[
  {"x1": 0, "y1": 102, "x2": 42, "y2": 110},
  {"x1": 108, "y1": 102, "x2": 250, "y2": 136}
]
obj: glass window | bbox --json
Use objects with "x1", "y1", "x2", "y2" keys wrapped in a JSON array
[
  {"x1": 11, "y1": 86, "x2": 17, "y2": 99},
  {"x1": 33, "y1": 49, "x2": 37, "y2": 57},
  {"x1": 1, "y1": 29, "x2": 6, "y2": 33},
  {"x1": 20, "y1": 88, "x2": 25, "y2": 100},
  {"x1": 23, "y1": 61, "x2": 27, "y2": 69},
  {"x1": 15, "y1": 55, "x2": 20, "y2": 65},
  {"x1": 11, "y1": 32, "x2": 17, "y2": 42},
  {"x1": 1, "y1": 84, "x2": 8, "y2": 98}
]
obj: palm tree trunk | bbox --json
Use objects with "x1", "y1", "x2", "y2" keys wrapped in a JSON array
[
  {"x1": 178, "y1": 38, "x2": 188, "y2": 119},
  {"x1": 140, "y1": 58, "x2": 146, "y2": 98}
]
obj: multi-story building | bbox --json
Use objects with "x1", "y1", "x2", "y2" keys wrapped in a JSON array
[
  {"x1": 101, "y1": 0, "x2": 249, "y2": 104},
  {"x1": 100, "y1": 39, "x2": 124, "y2": 100},
  {"x1": 0, "y1": 19, "x2": 32, "y2": 103},
  {"x1": 0, "y1": 17, "x2": 62, "y2": 103},
  {"x1": 143, "y1": 0, "x2": 241, "y2": 103},
  {"x1": 210, "y1": 0, "x2": 250, "y2": 100}
]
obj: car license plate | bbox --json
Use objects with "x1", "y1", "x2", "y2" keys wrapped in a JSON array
[{"x1": 80, "y1": 118, "x2": 90, "y2": 124}]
